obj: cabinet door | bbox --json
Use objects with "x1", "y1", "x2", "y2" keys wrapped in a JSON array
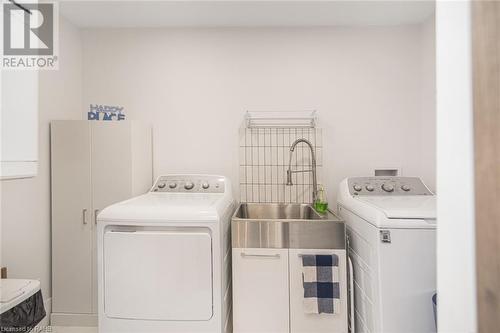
[
  {"x1": 289, "y1": 249, "x2": 348, "y2": 333},
  {"x1": 130, "y1": 122, "x2": 153, "y2": 196},
  {"x1": 51, "y1": 121, "x2": 92, "y2": 313},
  {"x1": 232, "y1": 248, "x2": 289, "y2": 333},
  {"x1": 90, "y1": 122, "x2": 132, "y2": 312},
  {"x1": 91, "y1": 122, "x2": 133, "y2": 212}
]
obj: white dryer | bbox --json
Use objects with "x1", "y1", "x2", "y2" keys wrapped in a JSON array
[
  {"x1": 97, "y1": 174, "x2": 235, "y2": 333},
  {"x1": 337, "y1": 177, "x2": 436, "y2": 333}
]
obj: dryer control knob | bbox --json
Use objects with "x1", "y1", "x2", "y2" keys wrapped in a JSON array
[
  {"x1": 168, "y1": 182, "x2": 177, "y2": 189},
  {"x1": 353, "y1": 184, "x2": 362, "y2": 192},
  {"x1": 184, "y1": 182, "x2": 195, "y2": 190},
  {"x1": 158, "y1": 183, "x2": 166, "y2": 189},
  {"x1": 202, "y1": 183, "x2": 210, "y2": 189},
  {"x1": 382, "y1": 183, "x2": 395, "y2": 192},
  {"x1": 366, "y1": 185, "x2": 375, "y2": 192},
  {"x1": 401, "y1": 184, "x2": 411, "y2": 191}
]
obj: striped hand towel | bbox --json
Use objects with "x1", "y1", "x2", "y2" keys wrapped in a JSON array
[{"x1": 301, "y1": 254, "x2": 340, "y2": 314}]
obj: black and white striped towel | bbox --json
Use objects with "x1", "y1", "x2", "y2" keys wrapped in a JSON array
[{"x1": 301, "y1": 254, "x2": 340, "y2": 314}]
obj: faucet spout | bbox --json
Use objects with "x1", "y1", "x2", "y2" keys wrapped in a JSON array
[{"x1": 285, "y1": 138, "x2": 318, "y2": 203}]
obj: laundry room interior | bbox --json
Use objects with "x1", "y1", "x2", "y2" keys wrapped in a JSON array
[{"x1": 1, "y1": 1, "x2": 496, "y2": 333}]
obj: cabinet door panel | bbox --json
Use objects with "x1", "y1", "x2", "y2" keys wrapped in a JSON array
[
  {"x1": 289, "y1": 249, "x2": 348, "y2": 333},
  {"x1": 232, "y1": 248, "x2": 289, "y2": 333},
  {"x1": 51, "y1": 121, "x2": 92, "y2": 313},
  {"x1": 130, "y1": 123, "x2": 153, "y2": 196},
  {"x1": 90, "y1": 122, "x2": 132, "y2": 312},
  {"x1": 91, "y1": 122, "x2": 132, "y2": 211}
]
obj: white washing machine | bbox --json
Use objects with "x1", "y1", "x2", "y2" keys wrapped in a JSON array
[
  {"x1": 97, "y1": 174, "x2": 235, "y2": 333},
  {"x1": 337, "y1": 177, "x2": 436, "y2": 333}
]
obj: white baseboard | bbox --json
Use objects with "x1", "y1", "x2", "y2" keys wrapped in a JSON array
[{"x1": 50, "y1": 313, "x2": 98, "y2": 327}]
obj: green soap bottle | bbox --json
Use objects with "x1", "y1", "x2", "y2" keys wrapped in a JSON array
[{"x1": 314, "y1": 185, "x2": 328, "y2": 214}]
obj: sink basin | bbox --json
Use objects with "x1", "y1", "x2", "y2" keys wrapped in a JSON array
[
  {"x1": 232, "y1": 203, "x2": 345, "y2": 249},
  {"x1": 235, "y1": 203, "x2": 325, "y2": 220}
]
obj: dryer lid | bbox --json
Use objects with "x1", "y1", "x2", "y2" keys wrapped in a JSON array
[
  {"x1": 98, "y1": 192, "x2": 230, "y2": 222},
  {"x1": 357, "y1": 196, "x2": 436, "y2": 219}
]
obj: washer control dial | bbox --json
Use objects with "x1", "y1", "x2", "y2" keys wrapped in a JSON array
[
  {"x1": 184, "y1": 182, "x2": 195, "y2": 190},
  {"x1": 158, "y1": 183, "x2": 166, "y2": 189},
  {"x1": 381, "y1": 183, "x2": 395, "y2": 192},
  {"x1": 168, "y1": 182, "x2": 177, "y2": 189},
  {"x1": 202, "y1": 182, "x2": 210, "y2": 189},
  {"x1": 347, "y1": 177, "x2": 432, "y2": 196}
]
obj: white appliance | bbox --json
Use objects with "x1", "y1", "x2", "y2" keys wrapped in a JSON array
[
  {"x1": 337, "y1": 177, "x2": 436, "y2": 333},
  {"x1": 97, "y1": 175, "x2": 235, "y2": 333}
]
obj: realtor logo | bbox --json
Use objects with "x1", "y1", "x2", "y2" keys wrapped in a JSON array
[{"x1": 2, "y1": 1, "x2": 58, "y2": 69}]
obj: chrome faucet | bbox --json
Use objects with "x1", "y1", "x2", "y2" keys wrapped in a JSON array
[{"x1": 286, "y1": 138, "x2": 318, "y2": 203}]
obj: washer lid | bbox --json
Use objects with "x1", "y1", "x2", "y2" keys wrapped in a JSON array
[{"x1": 357, "y1": 195, "x2": 436, "y2": 219}]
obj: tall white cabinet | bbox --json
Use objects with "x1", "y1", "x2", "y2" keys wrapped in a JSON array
[{"x1": 50, "y1": 120, "x2": 153, "y2": 326}]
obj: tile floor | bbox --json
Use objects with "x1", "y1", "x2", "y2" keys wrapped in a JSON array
[{"x1": 50, "y1": 327, "x2": 97, "y2": 333}]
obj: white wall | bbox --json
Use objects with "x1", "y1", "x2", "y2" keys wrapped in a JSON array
[
  {"x1": 436, "y1": 1, "x2": 477, "y2": 332},
  {"x1": 420, "y1": 16, "x2": 436, "y2": 192},
  {"x1": 82, "y1": 24, "x2": 436, "y2": 204},
  {"x1": 0, "y1": 17, "x2": 83, "y2": 302}
]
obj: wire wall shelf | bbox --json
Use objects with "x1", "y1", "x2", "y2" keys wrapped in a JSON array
[{"x1": 245, "y1": 111, "x2": 317, "y2": 128}]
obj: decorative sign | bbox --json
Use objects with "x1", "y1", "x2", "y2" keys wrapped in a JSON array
[{"x1": 88, "y1": 104, "x2": 126, "y2": 121}]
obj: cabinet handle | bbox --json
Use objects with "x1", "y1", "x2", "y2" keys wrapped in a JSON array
[
  {"x1": 94, "y1": 209, "x2": 100, "y2": 225},
  {"x1": 82, "y1": 209, "x2": 88, "y2": 225},
  {"x1": 241, "y1": 253, "x2": 280, "y2": 259}
]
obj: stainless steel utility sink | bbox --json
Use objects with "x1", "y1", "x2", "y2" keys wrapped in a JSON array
[
  {"x1": 235, "y1": 203, "x2": 326, "y2": 221},
  {"x1": 232, "y1": 203, "x2": 345, "y2": 249}
]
